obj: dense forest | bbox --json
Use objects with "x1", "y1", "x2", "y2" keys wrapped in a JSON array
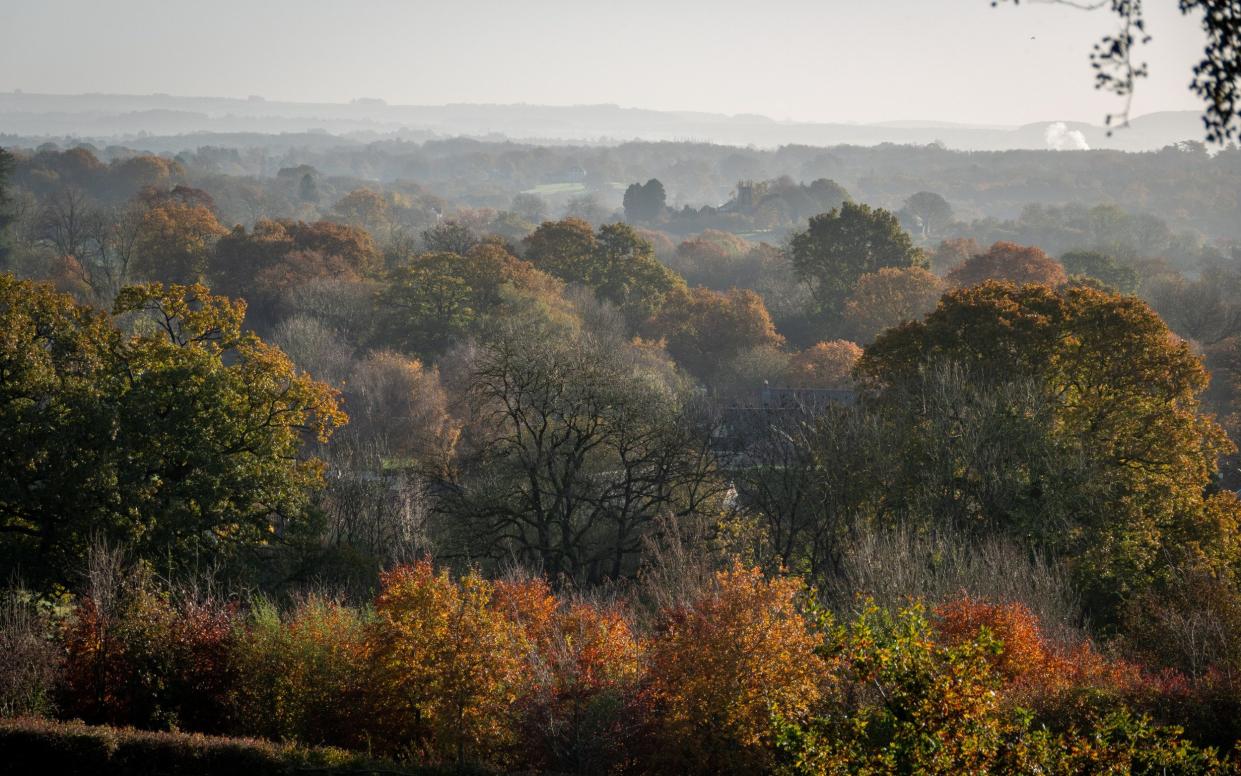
[{"x1": 5, "y1": 126, "x2": 1241, "y2": 774}]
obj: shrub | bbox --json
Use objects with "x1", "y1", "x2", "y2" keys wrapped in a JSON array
[
  {"x1": 365, "y1": 561, "x2": 526, "y2": 765},
  {"x1": 0, "y1": 716, "x2": 469, "y2": 776},
  {"x1": 495, "y1": 576, "x2": 641, "y2": 772},
  {"x1": 935, "y1": 597, "x2": 1050, "y2": 684},
  {"x1": 228, "y1": 594, "x2": 368, "y2": 747},
  {"x1": 933, "y1": 595, "x2": 1180, "y2": 728},
  {"x1": 0, "y1": 588, "x2": 58, "y2": 718},
  {"x1": 642, "y1": 563, "x2": 824, "y2": 775},
  {"x1": 777, "y1": 602, "x2": 1229, "y2": 775},
  {"x1": 58, "y1": 578, "x2": 238, "y2": 733}
]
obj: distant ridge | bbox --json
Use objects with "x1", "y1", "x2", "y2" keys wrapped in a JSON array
[{"x1": 0, "y1": 91, "x2": 1207, "y2": 152}]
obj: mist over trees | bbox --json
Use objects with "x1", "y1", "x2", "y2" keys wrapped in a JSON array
[{"x1": 4, "y1": 76, "x2": 1241, "y2": 773}]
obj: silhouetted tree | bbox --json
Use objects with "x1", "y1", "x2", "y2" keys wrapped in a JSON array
[{"x1": 623, "y1": 178, "x2": 667, "y2": 222}]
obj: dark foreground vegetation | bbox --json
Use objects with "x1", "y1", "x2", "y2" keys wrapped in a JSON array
[
  {"x1": 3, "y1": 137, "x2": 1241, "y2": 773},
  {"x1": 0, "y1": 717, "x2": 452, "y2": 776}
]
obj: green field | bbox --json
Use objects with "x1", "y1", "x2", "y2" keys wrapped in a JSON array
[{"x1": 521, "y1": 182, "x2": 586, "y2": 195}]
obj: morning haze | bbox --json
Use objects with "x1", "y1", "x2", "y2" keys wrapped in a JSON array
[{"x1": 0, "y1": 0, "x2": 1206, "y2": 126}]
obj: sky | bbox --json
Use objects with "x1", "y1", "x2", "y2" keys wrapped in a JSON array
[{"x1": 0, "y1": 0, "x2": 1209, "y2": 126}]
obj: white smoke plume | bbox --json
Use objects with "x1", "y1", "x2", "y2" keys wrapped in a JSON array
[{"x1": 1044, "y1": 122, "x2": 1090, "y2": 151}]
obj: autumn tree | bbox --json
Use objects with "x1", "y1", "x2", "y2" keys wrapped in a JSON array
[
  {"x1": 212, "y1": 219, "x2": 379, "y2": 314},
  {"x1": 492, "y1": 576, "x2": 641, "y2": 772},
  {"x1": 644, "y1": 564, "x2": 824, "y2": 774},
  {"x1": 0, "y1": 275, "x2": 345, "y2": 589},
  {"x1": 332, "y1": 188, "x2": 390, "y2": 234},
  {"x1": 133, "y1": 196, "x2": 227, "y2": 285},
  {"x1": 366, "y1": 562, "x2": 526, "y2": 764},
  {"x1": 229, "y1": 595, "x2": 367, "y2": 747},
  {"x1": 842, "y1": 265, "x2": 945, "y2": 343},
  {"x1": 783, "y1": 340, "x2": 863, "y2": 390},
  {"x1": 929, "y1": 237, "x2": 979, "y2": 275},
  {"x1": 643, "y1": 285, "x2": 784, "y2": 381},
  {"x1": 784, "y1": 602, "x2": 1009, "y2": 774},
  {"x1": 668, "y1": 230, "x2": 756, "y2": 288},
  {"x1": 859, "y1": 281, "x2": 1240, "y2": 619},
  {"x1": 675, "y1": 230, "x2": 751, "y2": 264},
  {"x1": 946, "y1": 241, "x2": 1068, "y2": 288},
  {"x1": 788, "y1": 201, "x2": 925, "y2": 314},
  {"x1": 110, "y1": 156, "x2": 183, "y2": 197}
]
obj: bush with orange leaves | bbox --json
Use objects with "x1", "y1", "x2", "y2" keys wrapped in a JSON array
[
  {"x1": 493, "y1": 577, "x2": 641, "y2": 772},
  {"x1": 365, "y1": 561, "x2": 526, "y2": 766},
  {"x1": 933, "y1": 595, "x2": 1198, "y2": 733},
  {"x1": 935, "y1": 597, "x2": 1051, "y2": 686},
  {"x1": 642, "y1": 563, "x2": 824, "y2": 775},
  {"x1": 777, "y1": 600, "x2": 1228, "y2": 776}
]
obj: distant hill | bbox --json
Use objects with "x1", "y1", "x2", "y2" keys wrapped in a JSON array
[{"x1": 0, "y1": 91, "x2": 1208, "y2": 152}]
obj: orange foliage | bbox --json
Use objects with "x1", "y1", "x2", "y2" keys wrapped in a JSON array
[
  {"x1": 784, "y1": 340, "x2": 862, "y2": 389},
  {"x1": 644, "y1": 285, "x2": 784, "y2": 379},
  {"x1": 135, "y1": 200, "x2": 228, "y2": 285},
  {"x1": 212, "y1": 219, "x2": 378, "y2": 301},
  {"x1": 930, "y1": 236, "x2": 980, "y2": 275},
  {"x1": 933, "y1": 595, "x2": 1181, "y2": 719},
  {"x1": 935, "y1": 597, "x2": 1050, "y2": 683},
  {"x1": 946, "y1": 241, "x2": 1068, "y2": 288},
  {"x1": 643, "y1": 563, "x2": 824, "y2": 772},
  {"x1": 366, "y1": 561, "x2": 526, "y2": 764},
  {"x1": 493, "y1": 576, "x2": 639, "y2": 699},
  {"x1": 843, "y1": 266, "x2": 945, "y2": 342}
]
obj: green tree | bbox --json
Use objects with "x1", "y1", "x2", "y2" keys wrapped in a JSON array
[
  {"x1": 788, "y1": 202, "x2": 925, "y2": 315},
  {"x1": 592, "y1": 222, "x2": 684, "y2": 325},
  {"x1": 902, "y1": 191, "x2": 953, "y2": 239},
  {"x1": 377, "y1": 241, "x2": 560, "y2": 357},
  {"x1": 1061, "y1": 250, "x2": 1139, "y2": 294},
  {"x1": 622, "y1": 178, "x2": 666, "y2": 222},
  {"x1": 858, "y1": 281, "x2": 1239, "y2": 620},
  {"x1": 0, "y1": 275, "x2": 345, "y2": 590},
  {"x1": 524, "y1": 219, "x2": 684, "y2": 327}
]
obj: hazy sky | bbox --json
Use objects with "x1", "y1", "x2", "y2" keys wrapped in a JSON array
[{"x1": 0, "y1": 0, "x2": 1208, "y2": 125}]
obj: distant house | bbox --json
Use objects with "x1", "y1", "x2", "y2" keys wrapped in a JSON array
[
  {"x1": 758, "y1": 384, "x2": 856, "y2": 409},
  {"x1": 710, "y1": 384, "x2": 856, "y2": 468}
]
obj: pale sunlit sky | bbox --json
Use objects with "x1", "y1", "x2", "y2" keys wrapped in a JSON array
[{"x1": 0, "y1": 0, "x2": 1209, "y2": 125}]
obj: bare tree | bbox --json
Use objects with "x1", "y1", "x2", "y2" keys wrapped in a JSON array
[{"x1": 442, "y1": 318, "x2": 726, "y2": 584}]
